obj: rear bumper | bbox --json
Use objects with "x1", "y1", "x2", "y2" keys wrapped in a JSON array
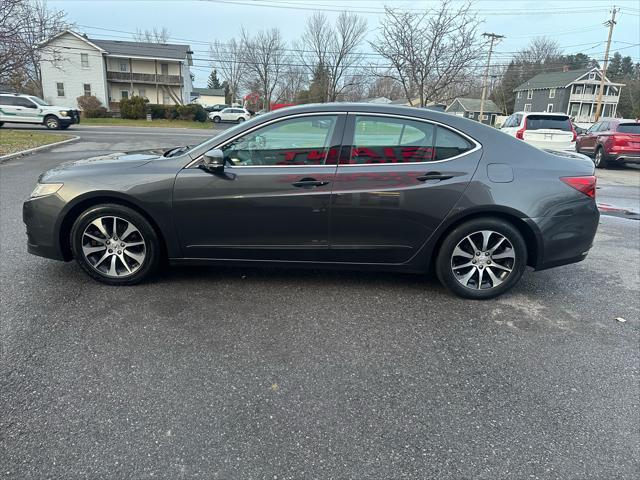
[
  {"x1": 609, "y1": 153, "x2": 640, "y2": 164},
  {"x1": 526, "y1": 200, "x2": 600, "y2": 271}
]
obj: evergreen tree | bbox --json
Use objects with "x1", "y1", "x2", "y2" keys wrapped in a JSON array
[{"x1": 207, "y1": 69, "x2": 223, "y2": 89}]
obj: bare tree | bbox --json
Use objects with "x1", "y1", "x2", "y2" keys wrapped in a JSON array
[
  {"x1": 514, "y1": 37, "x2": 562, "y2": 65},
  {"x1": 133, "y1": 27, "x2": 171, "y2": 43},
  {"x1": 298, "y1": 11, "x2": 367, "y2": 102},
  {"x1": 275, "y1": 65, "x2": 307, "y2": 103},
  {"x1": 1, "y1": 0, "x2": 71, "y2": 94},
  {"x1": 241, "y1": 27, "x2": 286, "y2": 111},
  {"x1": 210, "y1": 38, "x2": 245, "y2": 106},
  {"x1": 371, "y1": 1, "x2": 485, "y2": 107},
  {"x1": 367, "y1": 76, "x2": 404, "y2": 100}
]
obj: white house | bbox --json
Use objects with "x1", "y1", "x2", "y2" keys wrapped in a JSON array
[
  {"x1": 191, "y1": 87, "x2": 226, "y2": 107},
  {"x1": 38, "y1": 30, "x2": 193, "y2": 111}
]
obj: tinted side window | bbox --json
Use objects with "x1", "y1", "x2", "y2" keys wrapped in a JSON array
[
  {"x1": 349, "y1": 116, "x2": 435, "y2": 164},
  {"x1": 617, "y1": 123, "x2": 640, "y2": 134},
  {"x1": 0, "y1": 96, "x2": 16, "y2": 106},
  {"x1": 222, "y1": 115, "x2": 338, "y2": 166},
  {"x1": 434, "y1": 126, "x2": 474, "y2": 161},
  {"x1": 14, "y1": 97, "x2": 36, "y2": 108}
]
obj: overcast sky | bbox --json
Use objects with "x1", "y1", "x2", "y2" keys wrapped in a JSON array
[{"x1": 51, "y1": 0, "x2": 640, "y2": 87}]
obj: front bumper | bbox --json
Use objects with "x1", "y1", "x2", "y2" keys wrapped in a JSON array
[
  {"x1": 23, "y1": 194, "x2": 67, "y2": 261},
  {"x1": 59, "y1": 111, "x2": 80, "y2": 125}
]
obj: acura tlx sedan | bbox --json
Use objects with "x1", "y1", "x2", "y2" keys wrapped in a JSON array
[{"x1": 23, "y1": 104, "x2": 599, "y2": 299}]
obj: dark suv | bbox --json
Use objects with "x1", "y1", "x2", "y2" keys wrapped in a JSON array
[{"x1": 576, "y1": 118, "x2": 640, "y2": 167}]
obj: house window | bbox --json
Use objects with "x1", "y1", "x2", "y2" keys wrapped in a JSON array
[
  {"x1": 547, "y1": 104, "x2": 553, "y2": 112},
  {"x1": 121, "y1": 90, "x2": 129, "y2": 99},
  {"x1": 138, "y1": 88, "x2": 146, "y2": 99},
  {"x1": 524, "y1": 103, "x2": 532, "y2": 112},
  {"x1": 81, "y1": 53, "x2": 89, "y2": 68},
  {"x1": 160, "y1": 63, "x2": 169, "y2": 75},
  {"x1": 527, "y1": 90, "x2": 533, "y2": 99},
  {"x1": 469, "y1": 112, "x2": 475, "y2": 118},
  {"x1": 56, "y1": 82, "x2": 65, "y2": 97},
  {"x1": 549, "y1": 88, "x2": 555, "y2": 99},
  {"x1": 517, "y1": 91, "x2": 522, "y2": 99},
  {"x1": 480, "y1": 114, "x2": 488, "y2": 120},
  {"x1": 83, "y1": 84, "x2": 91, "y2": 96},
  {"x1": 588, "y1": 72, "x2": 596, "y2": 80},
  {"x1": 119, "y1": 60, "x2": 128, "y2": 72},
  {"x1": 574, "y1": 85, "x2": 583, "y2": 94}
]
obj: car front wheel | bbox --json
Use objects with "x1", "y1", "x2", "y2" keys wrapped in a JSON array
[
  {"x1": 436, "y1": 218, "x2": 527, "y2": 299},
  {"x1": 237, "y1": 117, "x2": 245, "y2": 123},
  {"x1": 70, "y1": 204, "x2": 161, "y2": 285},
  {"x1": 44, "y1": 115, "x2": 60, "y2": 129},
  {"x1": 212, "y1": 116, "x2": 221, "y2": 123}
]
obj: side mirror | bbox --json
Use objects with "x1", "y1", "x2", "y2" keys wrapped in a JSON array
[{"x1": 201, "y1": 148, "x2": 224, "y2": 173}]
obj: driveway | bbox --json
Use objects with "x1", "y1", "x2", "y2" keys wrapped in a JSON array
[{"x1": 1, "y1": 126, "x2": 638, "y2": 479}]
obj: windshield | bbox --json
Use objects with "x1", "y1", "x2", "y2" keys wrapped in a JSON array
[
  {"x1": 526, "y1": 115, "x2": 572, "y2": 131},
  {"x1": 617, "y1": 123, "x2": 640, "y2": 134},
  {"x1": 189, "y1": 114, "x2": 262, "y2": 152},
  {"x1": 29, "y1": 96, "x2": 49, "y2": 106}
]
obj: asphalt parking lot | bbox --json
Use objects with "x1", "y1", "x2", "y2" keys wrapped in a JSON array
[{"x1": 1, "y1": 125, "x2": 639, "y2": 479}]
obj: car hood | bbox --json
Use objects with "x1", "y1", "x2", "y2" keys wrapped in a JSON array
[{"x1": 38, "y1": 148, "x2": 169, "y2": 182}]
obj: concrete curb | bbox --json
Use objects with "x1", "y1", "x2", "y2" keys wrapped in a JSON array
[{"x1": 0, "y1": 135, "x2": 80, "y2": 164}]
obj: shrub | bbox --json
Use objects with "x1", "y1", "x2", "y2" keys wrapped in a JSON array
[
  {"x1": 76, "y1": 95, "x2": 108, "y2": 118},
  {"x1": 175, "y1": 104, "x2": 207, "y2": 122},
  {"x1": 120, "y1": 95, "x2": 148, "y2": 119}
]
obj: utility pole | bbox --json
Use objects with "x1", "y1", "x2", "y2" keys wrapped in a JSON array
[
  {"x1": 479, "y1": 33, "x2": 504, "y2": 123},
  {"x1": 594, "y1": 6, "x2": 618, "y2": 122}
]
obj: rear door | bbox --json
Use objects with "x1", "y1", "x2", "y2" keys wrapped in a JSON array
[
  {"x1": 328, "y1": 113, "x2": 482, "y2": 264},
  {"x1": 523, "y1": 114, "x2": 574, "y2": 150},
  {"x1": 579, "y1": 122, "x2": 600, "y2": 153}
]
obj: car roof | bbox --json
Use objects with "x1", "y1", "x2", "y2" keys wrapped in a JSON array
[{"x1": 513, "y1": 111, "x2": 570, "y2": 117}]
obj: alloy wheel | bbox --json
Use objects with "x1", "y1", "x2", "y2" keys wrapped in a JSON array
[
  {"x1": 81, "y1": 216, "x2": 146, "y2": 278},
  {"x1": 594, "y1": 149, "x2": 602, "y2": 166},
  {"x1": 450, "y1": 230, "x2": 516, "y2": 290},
  {"x1": 46, "y1": 117, "x2": 59, "y2": 129}
]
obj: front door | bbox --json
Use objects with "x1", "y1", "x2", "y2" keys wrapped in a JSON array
[
  {"x1": 328, "y1": 114, "x2": 482, "y2": 264},
  {"x1": 173, "y1": 113, "x2": 344, "y2": 261}
]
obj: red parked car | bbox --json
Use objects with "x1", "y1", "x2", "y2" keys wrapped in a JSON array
[{"x1": 575, "y1": 118, "x2": 640, "y2": 168}]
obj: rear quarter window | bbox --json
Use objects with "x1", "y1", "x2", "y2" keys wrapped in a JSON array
[
  {"x1": 617, "y1": 123, "x2": 640, "y2": 134},
  {"x1": 526, "y1": 115, "x2": 572, "y2": 131},
  {"x1": 434, "y1": 126, "x2": 474, "y2": 161}
]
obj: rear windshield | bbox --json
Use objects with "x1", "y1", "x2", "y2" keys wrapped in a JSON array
[
  {"x1": 617, "y1": 123, "x2": 640, "y2": 134},
  {"x1": 526, "y1": 115, "x2": 572, "y2": 131}
]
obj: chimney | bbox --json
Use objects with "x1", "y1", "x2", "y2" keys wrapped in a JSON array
[{"x1": 562, "y1": 65, "x2": 570, "y2": 72}]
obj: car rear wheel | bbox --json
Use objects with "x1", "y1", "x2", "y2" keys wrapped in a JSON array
[
  {"x1": 44, "y1": 115, "x2": 60, "y2": 129},
  {"x1": 594, "y1": 147, "x2": 609, "y2": 168},
  {"x1": 70, "y1": 204, "x2": 160, "y2": 285},
  {"x1": 436, "y1": 218, "x2": 527, "y2": 299}
]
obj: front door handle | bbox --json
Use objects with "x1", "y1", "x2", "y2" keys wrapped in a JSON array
[
  {"x1": 416, "y1": 172, "x2": 455, "y2": 182},
  {"x1": 292, "y1": 178, "x2": 330, "y2": 188}
]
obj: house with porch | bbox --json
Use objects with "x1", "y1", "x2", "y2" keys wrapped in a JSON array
[
  {"x1": 38, "y1": 30, "x2": 193, "y2": 111},
  {"x1": 513, "y1": 67, "x2": 624, "y2": 123}
]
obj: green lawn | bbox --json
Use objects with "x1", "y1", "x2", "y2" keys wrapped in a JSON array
[
  {"x1": 81, "y1": 117, "x2": 214, "y2": 129},
  {"x1": 0, "y1": 130, "x2": 72, "y2": 156}
]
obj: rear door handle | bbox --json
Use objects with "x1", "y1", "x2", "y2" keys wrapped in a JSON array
[
  {"x1": 416, "y1": 172, "x2": 455, "y2": 182},
  {"x1": 292, "y1": 178, "x2": 330, "y2": 188}
]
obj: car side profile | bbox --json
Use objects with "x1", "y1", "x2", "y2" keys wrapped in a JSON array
[
  {"x1": 0, "y1": 93, "x2": 80, "y2": 129},
  {"x1": 208, "y1": 107, "x2": 251, "y2": 123},
  {"x1": 501, "y1": 111, "x2": 577, "y2": 151},
  {"x1": 23, "y1": 103, "x2": 599, "y2": 299},
  {"x1": 575, "y1": 118, "x2": 640, "y2": 168}
]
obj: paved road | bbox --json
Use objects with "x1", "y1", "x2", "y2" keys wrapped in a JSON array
[{"x1": 1, "y1": 127, "x2": 639, "y2": 479}]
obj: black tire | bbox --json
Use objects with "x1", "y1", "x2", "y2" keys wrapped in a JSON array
[
  {"x1": 436, "y1": 217, "x2": 527, "y2": 300},
  {"x1": 0, "y1": 122, "x2": 4, "y2": 127},
  {"x1": 44, "y1": 115, "x2": 60, "y2": 129},
  {"x1": 212, "y1": 116, "x2": 221, "y2": 123},
  {"x1": 70, "y1": 204, "x2": 161, "y2": 285},
  {"x1": 237, "y1": 117, "x2": 245, "y2": 123},
  {"x1": 594, "y1": 146, "x2": 609, "y2": 168}
]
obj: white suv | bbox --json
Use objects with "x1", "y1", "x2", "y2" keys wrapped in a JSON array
[
  {"x1": 0, "y1": 93, "x2": 79, "y2": 129},
  {"x1": 501, "y1": 112, "x2": 577, "y2": 151},
  {"x1": 208, "y1": 107, "x2": 251, "y2": 124}
]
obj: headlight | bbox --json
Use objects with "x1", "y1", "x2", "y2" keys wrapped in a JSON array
[
  {"x1": 30, "y1": 183, "x2": 63, "y2": 198},
  {"x1": 59, "y1": 111, "x2": 68, "y2": 117}
]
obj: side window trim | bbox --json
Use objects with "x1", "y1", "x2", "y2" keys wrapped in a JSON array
[
  {"x1": 340, "y1": 112, "x2": 480, "y2": 166},
  {"x1": 187, "y1": 112, "x2": 346, "y2": 169}
]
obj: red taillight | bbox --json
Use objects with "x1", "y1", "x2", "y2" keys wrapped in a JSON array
[
  {"x1": 516, "y1": 118, "x2": 527, "y2": 140},
  {"x1": 561, "y1": 175, "x2": 597, "y2": 199},
  {"x1": 570, "y1": 125, "x2": 577, "y2": 142}
]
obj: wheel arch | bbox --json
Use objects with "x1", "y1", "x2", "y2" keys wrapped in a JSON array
[
  {"x1": 58, "y1": 193, "x2": 168, "y2": 261},
  {"x1": 425, "y1": 207, "x2": 542, "y2": 272}
]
